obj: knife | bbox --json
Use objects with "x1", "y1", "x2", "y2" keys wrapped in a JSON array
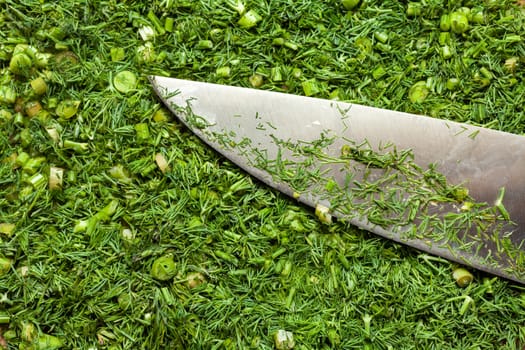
[{"x1": 149, "y1": 76, "x2": 525, "y2": 284}]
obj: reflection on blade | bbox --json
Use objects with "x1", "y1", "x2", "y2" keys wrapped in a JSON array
[{"x1": 150, "y1": 76, "x2": 525, "y2": 284}]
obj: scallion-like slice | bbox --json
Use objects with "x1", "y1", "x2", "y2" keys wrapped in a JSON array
[
  {"x1": 274, "y1": 330, "x2": 295, "y2": 350},
  {"x1": 134, "y1": 123, "x2": 150, "y2": 143},
  {"x1": 0, "y1": 223, "x2": 15, "y2": 237},
  {"x1": 0, "y1": 86, "x2": 16, "y2": 105},
  {"x1": 453, "y1": 267, "x2": 474, "y2": 287},
  {"x1": 30, "y1": 77, "x2": 47, "y2": 95},
  {"x1": 408, "y1": 81, "x2": 429, "y2": 103},
  {"x1": 238, "y1": 9, "x2": 262, "y2": 29},
  {"x1": 63, "y1": 140, "x2": 88, "y2": 153},
  {"x1": 450, "y1": 11, "x2": 469, "y2": 34},
  {"x1": 154, "y1": 153, "x2": 170, "y2": 174},
  {"x1": 9, "y1": 53, "x2": 32, "y2": 76},
  {"x1": 113, "y1": 70, "x2": 137, "y2": 94},
  {"x1": 151, "y1": 255, "x2": 177, "y2": 281},
  {"x1": 0, "y1": 257, "x2": 13, "y2": 277},
  {"x1": 25, "y1": 100, "x2": 43, "y2": 117},
  {"x1": 315, "y1": 204, "x2": 332, "y2": 224},
  {"x1": 216, "y1": 66, "x2": 231, "y2": 78},
  {"x1": 341, "y1": 0, "x2": 360, "y2": 10},
  {"x1": 49, "y1": 166, "x2": 64, "y2": 190},
  {"x1": 249, "y1": 74, "x2": 264, "y2": 88},
  {"x1": 56, "y1": 99, "x2": 81, "y2": 119}
]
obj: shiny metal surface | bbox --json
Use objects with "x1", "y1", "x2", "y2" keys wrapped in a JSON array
[{"x1": 150, "y1": 76, "x2": 525, "y2": 283}]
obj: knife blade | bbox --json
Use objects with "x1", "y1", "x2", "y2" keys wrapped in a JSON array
[{"x1": 150, "y1": 76, "x2": 525, "y2": 284}]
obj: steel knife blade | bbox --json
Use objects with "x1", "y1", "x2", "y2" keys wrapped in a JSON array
[{"x1": 150, "y1": 76, "x2": 525, "y2": 284}]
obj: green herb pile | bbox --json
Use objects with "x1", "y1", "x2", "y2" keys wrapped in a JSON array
[{"x1": 1, "y1": 0, "x2": 525, "y2": 349}]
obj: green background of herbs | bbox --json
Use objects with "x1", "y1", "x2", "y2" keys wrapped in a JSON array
[{"x1": 1, "y1": 0, "x2": 525, "y2": 349}]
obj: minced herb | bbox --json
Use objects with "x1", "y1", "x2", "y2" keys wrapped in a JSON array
[
  {"x1": 178, "y1": 98, "x2": 522, "y2": 280},
  {"x1": 1, "y1": 0, "x2": 525, "y2": 349}
]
